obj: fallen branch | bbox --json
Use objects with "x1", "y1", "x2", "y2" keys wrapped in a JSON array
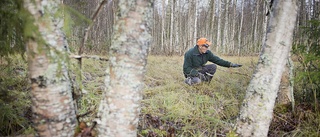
[
  {"x1": 76, "y1": 110, "x2": 93, "y2": 120},
  {"x1": 219, "y1": 68, "x2": 251, "y2": 78},
  {"x1": 70, "y1": 54, "x2": 108, "y2": 61},
  {"x1": 78, "y1": 0, "x2": 107, "y2": 55}
]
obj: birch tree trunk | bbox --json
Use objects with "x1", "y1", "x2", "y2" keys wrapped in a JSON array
[
  {"x1": 169, "y1": 0, "x2": 174, "y2": 55},
  {"x1": 209, "y1": 0, "x2": 215, "y2": 44},
  {"x1": 193, "y1": 0, "x2": 197, "y2": 42},
  {"x1": 231, "y1": 0, "x2": 237, "y2": 54},
  {"x1": 235, "y1": 0, "x2": 298, "y2": 136},
  {"x1": 253, "y1": 0, "x2": 260, "y2": 53},
  {"x1": 174, "y1": 0, "x2": 180, "y2": 55},
  {"x1": 97, "y1": 0, "x2": 153, "y2": 136},
  {"x1": 237, "y1": 0, "x2": 244, "y2": 56},
  {"x1": 261, "y1": 0, "x2": 269, "y2": 54},
  {"x1": 223, "y1": 0, "x2": 229, "y2": 54},
  {"x1": 276, "y1": 54, "x2": 295, "y2": 108},
  {"x1": 24, "y1": 0, "x2": 77, "y2": 136},
  {"x1": 161, "y1": 0, "x2": 166, "y2": 53},
  {"x1": 187, "y1": 0, "x2": 196, "y2": 49},
  {"x1": 216, "y1": 0, "x2": 222, "y2": 52},
  {"x1": 277, "y1": 54, "x2": 295, "y2": 109}
]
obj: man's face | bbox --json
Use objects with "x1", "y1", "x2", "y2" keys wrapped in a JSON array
[{"x1": 199, "y1": 45, "x2": 208, "y2": 54}]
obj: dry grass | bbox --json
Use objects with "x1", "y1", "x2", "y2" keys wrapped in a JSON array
[
  {"x1": 71, "y1": 55, "x2": 260, "y2": 136},
  {"x1": 3, "y1": 54, "x2": 319, "y2": 136},
  {"x1": 139, "y1": 55, "x2": 258, "y2": 136}
]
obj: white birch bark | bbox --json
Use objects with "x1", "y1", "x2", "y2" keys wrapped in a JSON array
[
  {"x1": 174, "y1": 0, "x2": 180, "y2": 54},
  {"x1": 97, "y1": 0, "x2": 153, "y2": 136},
  {"x1": 209, "y1": 0, "x2": 215, "y2": 43},
  {"x1": 161, "y1": 0, "x2": 166, "y2": 52},
  {"x1": 253, "y1": 0, "x2": 260, "y2": 53},
  {"x1": 223, "y1": 0, "x2": 230, "y2": 54},
  {"x1": 24, "y1": 0, "x2": 77, "y2": 136},
  {"x1": 288, "y1": 55, "x2": 295, "y2": 111},
  {"x1": 235, "y1": 0, "x2": 298, "y2": 136},
  {"x1": 170, "y1": 0, "x2": 174, "y2": 55},
  {"x1": 188, "y1": 0, "x2": 196, "y2": 49},
  {"x1": 193, "y1": 0, "x2": 197, "y2": 41},
  {"x1": 261, "y1": 0, "x2": 269, "y2": 55},
  {"x1": 277, "y1": 58, "x2": 292, "y2": 105},
  {"x1": 216, "y1": 0, "x2": 222, "y2": 52},
  {"x1": 231, "y1": 0, "x2": 237, "y2": 54},
  {"x1": 237, "y1": 0, "x2": 244, "y2": 56}
]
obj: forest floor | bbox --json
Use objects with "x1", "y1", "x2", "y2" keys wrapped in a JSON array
[
  {"x1": 138, "y1": 55, "x2": 257, "y2": 136},
  {"x1": 1, "y1": 55, "x2": 319, "y2": 136},
  {"x1": 79, "y1": 55, "x2": 258, "y2": 136},
  {"x1": 69, "y1": 55, "x2": 320, "y2": 137}
]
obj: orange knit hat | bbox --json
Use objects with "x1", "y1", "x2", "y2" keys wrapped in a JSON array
[{"x1": 197, "y1": 38, "x2": 212, "y2": 47}]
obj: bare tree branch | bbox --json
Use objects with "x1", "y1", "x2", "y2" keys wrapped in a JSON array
[
  {"x1": 78, "y1": 0, "x2": 107, "y2": 55},
  {"x1": 70, "y1": 54, "x2": 108, "y2": 61}
]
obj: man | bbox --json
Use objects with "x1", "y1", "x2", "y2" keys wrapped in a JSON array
[{"x1": 183, "y1": 38, "x2": 242, "y2": 85}]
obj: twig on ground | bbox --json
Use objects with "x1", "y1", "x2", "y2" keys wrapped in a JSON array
[
  {"x1": 76, "y1": 110, "x2": 93, "y2": 121},
  {"x1": 219, "y1": 68, "x2": 251, "y2": 78}
]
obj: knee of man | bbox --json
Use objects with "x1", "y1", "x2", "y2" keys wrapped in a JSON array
[
  {"x1": 208, "y1": 64, "x2": 217, "y2": 69},
  {"x1": 205, "y1": 64, "x2": 216, "y2": 74}
]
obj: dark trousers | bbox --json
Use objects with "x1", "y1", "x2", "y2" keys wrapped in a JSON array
[
  {"x1": 185, "y1": 64, "x2": 217, "y2": 85},
  {"x1": 198, "y1": 64, "x2": 217, "y2": 82},
  {"x1": 199, "y1": 64, "x2": 217, "y2": 75}
]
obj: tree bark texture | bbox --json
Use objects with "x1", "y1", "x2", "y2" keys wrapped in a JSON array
[
  {"x1": 235, "y1": 0, "x2": 298, "y2": 136},
  {"x1": 276, "y1": 56, "x2": 295, "y2": 106},
  {"x1": 216, "y1": 0, "x2": 222, "y2": 52},
  {"x1": 97, "y1": 0, "x2": 153, "y2": 136},
  {"x1": 231, "y1": 0, "x2": 236, "y2": 54},
  {"x1": 24, "y1": 0, "x2": 77, "y2": 136},
  {"x1": 237, "y1": 0, "x2": 244, "y2": 56}
]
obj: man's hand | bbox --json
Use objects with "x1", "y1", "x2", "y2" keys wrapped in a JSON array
[{"x1": 230, "y1": 63, "x2": 242, "y2": 68}]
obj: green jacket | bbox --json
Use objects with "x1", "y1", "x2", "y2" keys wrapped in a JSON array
[{"x1": 183, "y1": 46, "x2": 231, "y2": 77}]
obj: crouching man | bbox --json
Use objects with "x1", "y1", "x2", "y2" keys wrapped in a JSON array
[{"x1": 183, "y1": 38, "x2": 242, "y2": 85}]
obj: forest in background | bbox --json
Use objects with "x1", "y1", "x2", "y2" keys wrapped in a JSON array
[
  {"x1": 0, "y1": 0, "x2": 319, "y2": 136},
  {"x1": 63, "y1": 0, "x2": 319, "y2": 56}
]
